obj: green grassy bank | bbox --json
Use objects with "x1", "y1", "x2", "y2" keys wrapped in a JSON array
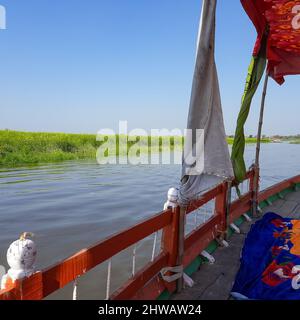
[
  {"x1": 0, "y1": 130, "x2": 270, "y2": 167},
  {"x1": 226, "y1": 137, "x2": 270, "y2": 145}
]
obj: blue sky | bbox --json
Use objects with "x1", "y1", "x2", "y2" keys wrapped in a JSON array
[{"x1": 0, "y1": 0, "x2": 299, "y2": 135}]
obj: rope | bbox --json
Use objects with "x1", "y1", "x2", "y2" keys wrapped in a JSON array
[
  {"x1": 105, "y1": 259, "x2": 112, "y2": 300},
  {"x1": 19, "y1": 232, "x2": 34, "y2": 241},
  {"x1": 160, "y1": 266, "x2": 183, "y2": 283},
  {"x1": 151, "y1": 232, "x2": 158, "y2": 262},
  {"x1": 72, "y1": 277, "x2": 78, "y2": 300},
  {"x1": 132, "y1": 244, "x2": 137, "y2": 277}
]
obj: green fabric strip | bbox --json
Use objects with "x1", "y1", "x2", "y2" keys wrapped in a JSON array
[{"x1": 231, "y1": 40, "x2": 267, "y2": 183}]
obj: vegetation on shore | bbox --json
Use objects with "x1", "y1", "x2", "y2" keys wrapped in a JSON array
[
  {"x1": 290, "y1": 139, "x2": 300, "y2": 144},
  {"x1": 226, "y1": 137, "x2": 270, "y2": 145},
  {"x1": 270, "y1": 135, "x2": 300, "y2": 144},
  {"x1": 0, "y1": 130, "x2": 271, "y2": 167}
]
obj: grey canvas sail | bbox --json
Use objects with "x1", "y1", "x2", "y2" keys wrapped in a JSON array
[{"x1": 179, "y1": 0, "x2": 233, "y2": 205}]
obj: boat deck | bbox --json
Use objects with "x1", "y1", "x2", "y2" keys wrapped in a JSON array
[{"x1": 172, "y1": 189, "x2": 300, "y2": 300}]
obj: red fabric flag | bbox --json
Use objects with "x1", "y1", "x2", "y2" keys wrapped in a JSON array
[{"x1": 241, "y1": 0, "x2": 300, "y2": 84}]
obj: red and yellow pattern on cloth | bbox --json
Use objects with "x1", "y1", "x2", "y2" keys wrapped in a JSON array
[
  {"x1": 262, "y1": 219, "x2": 300, "y2": 288},
  {"x1": 232, "y1": 213, "x2": 300, "y2": 300},
  {"x1": 268, "y1": 219, "x2": 300, "y2": 255},
  {"x1": 242, "y1": 0, "x2": 300, "y2": 84}
]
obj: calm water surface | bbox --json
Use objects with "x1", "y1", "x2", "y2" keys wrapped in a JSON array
[{"x1": 0, "y1": 143, "x2": 299, "y2": 299}]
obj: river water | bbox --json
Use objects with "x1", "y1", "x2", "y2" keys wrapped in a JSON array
[{"x1": 0, "y1": 143, "x2": 299, "y2": 299}]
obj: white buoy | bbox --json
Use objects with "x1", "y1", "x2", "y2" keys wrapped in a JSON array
[
  {"x1": 1, "y1": 232, "x2": 37, "y2": 290},
  {"x1": 164, "y1": 188, "x2": 179, "y2": 210}
]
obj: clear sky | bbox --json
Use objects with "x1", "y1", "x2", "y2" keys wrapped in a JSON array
[{"x1": 0, "y1": 0, "x2": 299, "y2": 136}]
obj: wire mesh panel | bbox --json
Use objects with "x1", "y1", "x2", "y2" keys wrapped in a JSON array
[
  {"x1": 185, "y1": 199, "x2": 216, "y2": 236},
  {"x1": 44, "y1": 228, "x2": 165, "y2": 300},
  {"x1": 231, "y1": 179, "x2": 251, "y2": 201}
]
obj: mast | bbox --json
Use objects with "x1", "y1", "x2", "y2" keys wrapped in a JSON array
[{"x1": 252, "y1": 71, "x2": 269, "y2": 216}]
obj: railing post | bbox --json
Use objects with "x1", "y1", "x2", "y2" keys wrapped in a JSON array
[
  {"x1": 215, "y1": 181, "x2": 230, "y2": 241},
  {"x1": 161, "y1": 206, "x2": 180, "y2": 293},
  {"x1": 176, "y1": 206, "x2": 186, "y2": 292},
  {"x1": 249, "y1": 167, "x2": 255, "y2": 195},
  {"x1": 250, "y1": 166, "x2": 260, "y2": 217}
]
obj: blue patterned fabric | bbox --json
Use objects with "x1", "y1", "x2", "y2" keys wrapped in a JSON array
[{"x1": 232, "y1": 212, "x2": 300, "y2": 300}]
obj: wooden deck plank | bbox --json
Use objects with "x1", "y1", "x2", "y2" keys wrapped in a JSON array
[
  {"x1": 292, "y1": 204, "x2": 300, "y2": 218},
  {"x1": 271, "y1": 200, "x2": 299, "y2": 217},
  {"x1": 172, "y1": 189, "x2": 300, "y2": 300},
  {"x1": 285, "y1": 191, "x2": 300, "y2": 202},
  {"x1": 262, "y1": 199, "x2": 286, "y2": 212}
]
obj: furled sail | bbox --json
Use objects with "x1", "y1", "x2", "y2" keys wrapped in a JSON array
[
  {"x1": 231, "y1": 37, "x2": 267, "y2": 183},
  {"x1": 179, "y1": 0, "x2": 233, "y2": 205}
]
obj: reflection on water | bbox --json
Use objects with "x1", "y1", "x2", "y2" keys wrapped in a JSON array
[{"x1": 0, "y1": 143, "x2": 299, "y2": 299}]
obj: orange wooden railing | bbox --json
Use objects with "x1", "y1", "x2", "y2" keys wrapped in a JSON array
[{"x1": 0, "y1": 168, "x2": 299, "y2": 300}]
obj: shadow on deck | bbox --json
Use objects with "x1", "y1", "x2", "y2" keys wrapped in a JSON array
[{"x1": 172, "y1": 189, "x2": 300, "y2": 300}]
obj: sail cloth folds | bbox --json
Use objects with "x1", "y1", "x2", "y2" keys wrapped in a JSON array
[
  {"x1": 179, "y1": 0, "x2": 233, "y2": 205},
  {"x1": 231, "y1": 38, "x2": 267, "y2": 183}
]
